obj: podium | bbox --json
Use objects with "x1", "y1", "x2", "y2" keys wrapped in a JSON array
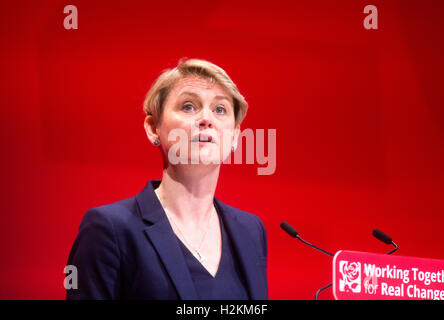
[{"x1": 332, "y1": 251, "x2": 444, "y2": 300}]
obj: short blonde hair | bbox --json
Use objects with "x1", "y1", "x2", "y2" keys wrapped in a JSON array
[{"x1": 143, "y1": 58, "x2": 248, "y2": 126}]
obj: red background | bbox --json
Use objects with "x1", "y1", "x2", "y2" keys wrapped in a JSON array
[{"x1": 1, "y1": 0, "x2": 443, "y2": 299}]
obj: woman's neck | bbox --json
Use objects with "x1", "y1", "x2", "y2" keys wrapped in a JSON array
[{"x1": 155, "y1": 164, "x2": 220, "y2": 226}]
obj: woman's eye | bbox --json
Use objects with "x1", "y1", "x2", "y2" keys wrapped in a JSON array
[
  {"x1": 182, "y1": 103, "x2": 195, "y2": 112},
  {"x1": 215, "y1": 105, "x2": 226, "y2": 114}
]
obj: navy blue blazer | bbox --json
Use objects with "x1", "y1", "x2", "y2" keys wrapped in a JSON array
[{"x1": 66, "y1": 180, "x2": 268, "y2": 300}]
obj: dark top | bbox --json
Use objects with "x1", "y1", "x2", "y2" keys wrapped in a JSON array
[
  {"x1": 66, "y1": 180, "x2": 268, "y2": 300},
  {"x1": 177, "y1": 213, "x2": 249, "y2": 300}
]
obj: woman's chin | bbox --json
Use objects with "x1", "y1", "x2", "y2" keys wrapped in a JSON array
[{"x1": 182, "y1": 153, "x2": 221, "y2": 166}]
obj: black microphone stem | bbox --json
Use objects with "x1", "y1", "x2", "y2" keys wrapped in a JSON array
[
  {"x1": 315, "y1": 283, "x2": 332, "y2": 300},
  {"x1": 386, "y1": 241, "x2": 398, "y2": 255},
  {"x1": 295, "y1": 235, "x2": 334, "y2": 257},
  {"x1": 280, "y1": 221, "x2": 335, "y2": 300}
]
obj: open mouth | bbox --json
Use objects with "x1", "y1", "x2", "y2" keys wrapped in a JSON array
[
  {"x1": 192, "y1": 134, "x2": 214, "y2": 143},
  {"x1": 199, "y1": 136, "x2": 212, "y2": 142}
]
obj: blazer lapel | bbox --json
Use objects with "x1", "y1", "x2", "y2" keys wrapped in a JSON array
[
  {"x1": 143, "y1": 221, "x2": 198, "y2": 300},
  {"x1": 135, "y1": 180, "x2": 266, "y2": 300},
  {"x1": 135, "y1": 180, "x2": 198, "y2": 300},
  {"x1": 216, "y1": 199, "x2": 267, "y2": 300}
]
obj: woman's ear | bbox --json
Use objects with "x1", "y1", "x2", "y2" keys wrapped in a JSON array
[{"x1": 144, "y1": 115, "x2": 160, "y2": 145}]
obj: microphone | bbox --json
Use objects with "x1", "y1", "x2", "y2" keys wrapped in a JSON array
[
  {"x1": 280, "y1": 221, "x2": 335, "y2": 300},
  {"x1": 280, "y1": 221, "x2": 334, "y2": 257},
  {"x1": 280, "y1": 221, "x2": 298, "y2": 238},
  {"x1": 372, "y1": 228, "x2": 399, "y2": 255}
]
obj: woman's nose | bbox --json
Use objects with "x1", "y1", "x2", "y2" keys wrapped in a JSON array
[{"x1": 197, "y1": 107, "x2": 213, "y2": 129}]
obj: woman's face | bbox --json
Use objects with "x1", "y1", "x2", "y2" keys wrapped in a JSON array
[{"x1": 155, "y1": 75, "x2": 239, "y2": 166}]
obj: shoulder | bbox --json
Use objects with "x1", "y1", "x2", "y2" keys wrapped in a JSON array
[
  {"x1": 216, "y1": 199, "x2": 268, "y2": 258},
  {"x1": 79, "y1": 196, "x2": 141, "y2": 232},
  {"x1": 216, "y1": 200, "x2": 267, "y2": 241},
  {"x1": 219, "y1": 201, "x2": 264, "y2": 226}
]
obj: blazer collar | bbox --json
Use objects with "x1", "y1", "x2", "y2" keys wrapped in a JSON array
[
  {"x1": 135, "y1": 180, "x2": 198, "y2": 299},
  {"x1": 135, "y1": 180, "x2": 265, "y2": 300},
  {"x1": 215, "y1": 199, "x2": 268, "y2": 300},
  {"x1": 135, "y1": 180, "x2": 164, "y2": 224}
]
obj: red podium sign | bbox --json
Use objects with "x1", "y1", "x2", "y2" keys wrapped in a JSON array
[{"x1": 333, "y1": 251, "x2": 444, "y2": 300}]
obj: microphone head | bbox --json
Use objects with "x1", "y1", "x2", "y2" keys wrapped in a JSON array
[
  {"x1": 372, "y1": 228, "x2": 393, "y2": 245},
  {"x1": 280, "y1": 221, "x2": 299, "y2": 238}
]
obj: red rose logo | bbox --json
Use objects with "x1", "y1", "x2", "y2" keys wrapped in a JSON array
[
  {"x1": 339, "y1": 261, "x2": 361, "y2": 293},
  {"x1": 342, "y1": 262, "x2": 360, "y2": 282}
]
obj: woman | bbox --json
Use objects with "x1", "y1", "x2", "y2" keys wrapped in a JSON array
[{"x1": 66, "y1": 59, "x2": 268, "y2": 300}]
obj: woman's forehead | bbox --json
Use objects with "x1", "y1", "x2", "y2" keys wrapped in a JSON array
[{"x1": 171, "y1": 75, "x2": 230, "y2": 99}]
